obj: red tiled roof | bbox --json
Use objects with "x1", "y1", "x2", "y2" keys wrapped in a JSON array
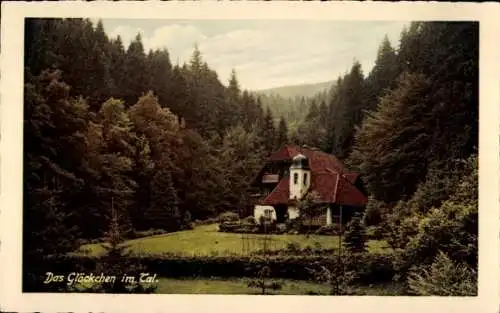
[
  {"x1": 262, "y1": 176, "x2": 290, "y2": 205},
  {"x1": 261, "y1": 145, "x2": 365, "y2": 207},
  {"x1": 332, "y1": 173, "x2": 367, "y2": 207},
  {"x1": 268, "y1": 145, "x2": 302, "y2": 162},
  {"x1": 268, "y1": 145, "x2": 345, "y2": 173},
  {"x1": 261, "y1": 171, "x2": 367, "y2": 207}
]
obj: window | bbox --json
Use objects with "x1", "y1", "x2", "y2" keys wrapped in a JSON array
[
  {"x1": 264, "y1": 209, "x2": 273, "y2": 218},
  {"x1": 303, "y1": 173, "x2": 308, "y2": 185},
  {"x1": 293, "y1": 173, "x2": 298, "y2": 184}
]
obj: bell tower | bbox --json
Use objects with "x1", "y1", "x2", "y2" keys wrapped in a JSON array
[{"x1": 289, "y1": 154, "x2": 311, "y2": 200}]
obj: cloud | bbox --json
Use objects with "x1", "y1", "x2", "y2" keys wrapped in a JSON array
[
  {"x1": 107, "y1": 25, "x2": 147, "y2": 48},
  {"x1": 146, "y1": 24, "x2": 207, "y2": 56},
  {"x1": 105, "y1": 20, "x2": 408, "y2": 90}
]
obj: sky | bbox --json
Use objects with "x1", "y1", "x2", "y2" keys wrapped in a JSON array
[{"x1": 99, "y1": 19, "x2": 410, "y2": 90}]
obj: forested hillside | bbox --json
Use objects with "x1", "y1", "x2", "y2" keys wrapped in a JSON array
[
  {"x1": 24, "y1": 19, "x2": 478, "y2": 295},
  {"x1": 24, "y1": 19, "x2": 289, "y2": 263},
  {"x1": 257, "y1": 91, "x2": 330, "y2": 135},
  {"x1": 255, "y1": 80, "x2": 333, "y2": 98}
]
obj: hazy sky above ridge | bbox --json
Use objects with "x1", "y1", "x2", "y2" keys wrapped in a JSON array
[{"x1": 98, "y1": 19, "x2": 409, "y2": 90}]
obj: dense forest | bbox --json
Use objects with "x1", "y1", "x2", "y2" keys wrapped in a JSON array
[{"x1": 24, "y1": 19, "x2": 478, "y2": 295}]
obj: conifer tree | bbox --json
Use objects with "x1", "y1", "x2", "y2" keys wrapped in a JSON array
[
  {"x1": 94, "y1": 201, "x2": 156, "y2": 293},
  {"x1": 275, "y1": 116, "x2": 289, "y2": 149},
  {"x1": 146, "y1": 49, "x2": 173, "y2": 108},
  {"x1": 147, "y1": 161, "x2": 181, "y2": 231},
  {"x1": 123, "y1": 33, "x2": 149, "y2": 105},
  {"x1": 259, "y1": 107, "x2": 276, "y2": 154},
  {"x1": 365, "y1": 35, "x2": 398, "y2": 111},
  {"x1": 349, "y1": 72, "x2": 432, "y2": 201},
  {"x1": 331, "y1": 61, "x2": 366, "y2": 159},
  {"x1": 343, "y1": 212, "x2": 367, "y2": 253}
]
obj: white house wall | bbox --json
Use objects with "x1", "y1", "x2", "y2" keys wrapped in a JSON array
[
  {"x1": 289, "y1": 168, "x2": 311, "y2": 200},
  {"x1": 254, "y1": 205, "x2": 277, "y2": 221}
]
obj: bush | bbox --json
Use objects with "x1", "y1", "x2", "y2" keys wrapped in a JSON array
[
  {"x1": 385, "y1": 206, "x2": 421, "y2": 250},
  {"x1": 365, "y1": 225, "x2": 385, "y2": 240},
  {"x1": 315, "y1": 224, "x2": 340, "y2": 236},
  {"x1": 276, "y1": 223, "x2": 287, "y2": 234},
  {"x1": 218, "y1": 221, "x2": 258, "y2": 234},
  {"x1": 397, "y1": 201, "x2": 477, "y2": 274},
  {"x1": 286, "y1": 242, "x2": 300, "y2": 253},
  {"x1": 407, "y1": 251, "x2": 477, "y2": 296},
  {"x1": 193, "y1": 217, "x2": 219, "y2": 226},
  {"x1": 363, "y1": 196, "x2": 389, "y2": 226},
  {"x1": 35, "y1": 250, "x2": 396, "y2": 287},
  {"x1": 344, "y1": 213, "x2": 367, "y2": 253},
  {"x1": 242, "y1": 216, "x2": 256, "y2": 225},
  {"x1": 218, "y1": 211, "x2": 240, "y2": 223},
  {"x1": 258, "y1": 215, "x2": 277, "y2": 233},
  {"x1": 285, "y1": 217, "x2": 303, "y2": 233},
  {"x1": 181, "y1": 222, "x2": 195, "y2": 230},
  {"x1": 130, "y1": 229, "x2": 168, "y2": 239}
]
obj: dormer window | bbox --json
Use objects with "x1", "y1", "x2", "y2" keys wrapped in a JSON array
[
  {"x1": 303, "y1": 173, "x2": 308, "y2": 185},
  {"x1": 293, "y1": 173, "x2": 298, "y2": 185}
]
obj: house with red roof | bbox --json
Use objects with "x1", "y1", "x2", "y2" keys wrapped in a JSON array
[{"x1": 252, "y1": 145, "x2": 367, "y2": 226}]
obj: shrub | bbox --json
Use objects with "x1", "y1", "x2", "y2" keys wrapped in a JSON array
[
  {"x1": 286, "y1": 242, "x2": 300, "y2": 253},
  {"x1": 130, "y1": 229, "x2": 168, "y2": 239},
  {"x1": 365, "y1": 225, "x2": 385, "y2": 240},
  {"x1": 344, "y1": 213, "x2": 367, "y2": 253},
  {"x1": 193, "y1": 217, "x2": 219, "y2": 226},
  {"x1": 315, "y1": 224, "x2": 340, "y2": 236},
  {"x1": 218, "y1": 211, "x2": 240, "y2": 223},
  {"x1": 385, "y1": 207, "x2": 421, "y2": 250},
  {"x1": 181, "y1": 222, "x2": 195, "y2": 230},
  {"x1": 398, "y1": 201, "x2": 477, "y2": 274},
  {"x1": 242, "y1": 216, "x2": 256, "y2": 225},
  {"x1": 276, "y1": 223, "x2": 287, "y2": 234},
  {"x1": 285, "y1": 217, "x2": 303, "y2": 233},
  {"x1": 362, "y1": 196, "x2": 389, "y2": 226},
  {"x1": 218, "y1": 221, "x2": 258, "y2": 234},
  {"x1": 407, "y1": 251, "x2": 477, "y2": 296},
  {"x1": 247, "y1": 265, "x2": 283, "y2": 294},
  {"x1": 258, "y1": 215, "x2": 277, "y2": 233}
]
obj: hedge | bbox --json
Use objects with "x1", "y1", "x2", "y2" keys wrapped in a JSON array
[{"x1": 35, "y1": 252, "x2": 395, "y2": 285}]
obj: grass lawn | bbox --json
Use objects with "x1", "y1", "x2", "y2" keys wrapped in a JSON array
[
  {"x1": 154, "y1": 277, "x2": 405, "y2": 295},
  {"x1": 154, "y1": 277, "x2": 331, "y2": 295},
  {"x1": 78, "y1": 224, "x2": 391, "y2": 256}
]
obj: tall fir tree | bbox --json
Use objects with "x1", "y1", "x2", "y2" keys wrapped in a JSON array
[
  {"x1": 123, "y1": 33, "x2": 149, "y2": 106},
  {"x1": 147, "y1": 159, "x2": 182, "y2": 231},
  {"x1": 275, "y1": 116, "x2": 289, "y2": 149},
  {"x1": 259, "y1": 107, "x2": 276, "y2": 154}
]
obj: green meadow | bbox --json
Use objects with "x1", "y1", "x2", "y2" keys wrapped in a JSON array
[{"x1": 78, "y1": 224, "x2": 391, "y2": 257}]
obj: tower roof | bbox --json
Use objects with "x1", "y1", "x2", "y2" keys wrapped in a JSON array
[
  {"x1": 290, "y1": 153, "x2": 310, "y2": 170},
  {"x1": 268, "y1": 145, "x2": 346, "y2": 173}
]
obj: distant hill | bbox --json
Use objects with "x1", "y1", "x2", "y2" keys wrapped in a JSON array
[{"x1": 253, "y1": 80, "x2": 335, "y2": 99}]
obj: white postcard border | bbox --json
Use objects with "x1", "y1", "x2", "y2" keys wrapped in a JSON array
[{"x1": 1, "y1": 2, "x2": 499, "y2": 313}]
